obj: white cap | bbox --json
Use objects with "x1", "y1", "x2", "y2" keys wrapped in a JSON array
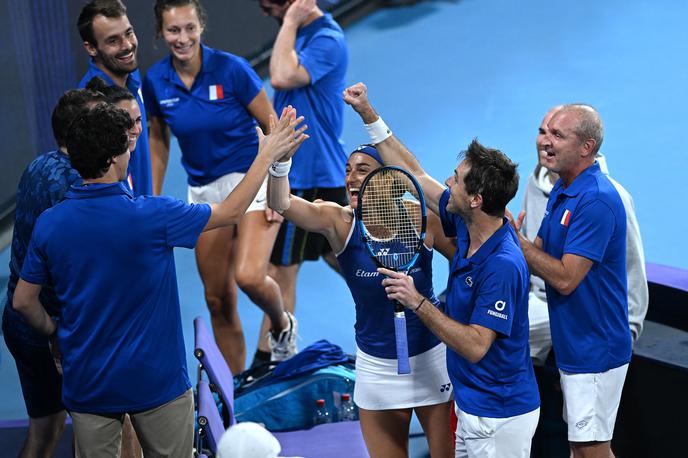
[{"x1": 216, "y1": 422, "x2": 281, "y2": 458}]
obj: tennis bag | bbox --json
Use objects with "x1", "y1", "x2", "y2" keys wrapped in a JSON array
[{"x1": 233, "y1": 340, "x2": 356, "y2": 431}]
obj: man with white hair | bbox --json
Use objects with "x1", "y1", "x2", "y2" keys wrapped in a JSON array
[
  {"x1": 523, "y1": 106, "x2": 648, "y2": 366},
  {"x1": 514, "y1": 104, "x2": 632, "y2": 458}
]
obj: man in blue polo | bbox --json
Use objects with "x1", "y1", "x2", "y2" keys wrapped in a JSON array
[
  {"x1": 515, "y1": 104, "x2": 631, "y2": 458},
  {"x1": 2, "y1": 88, "x2": 105, "y2": 458},
  {"x1": 344, "y1": 82, "x2": 540, "y2": 457},
  {"x1": 253, "y1": 0, "x2": 349, "y2": 366},
  {"x1": 12, "y1": 104, "x2": 305, "y2": 456},
  {"x1": 76, "y1": 0, "x2": 152, "y2": 196}
]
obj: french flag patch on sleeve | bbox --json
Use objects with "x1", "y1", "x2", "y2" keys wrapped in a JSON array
[
  {"x1": 560, "y1": 209, "x2": 571, "y2": 226},
  {"x1": 209, "y1": 84, "x2": 224, "y2": 100}
]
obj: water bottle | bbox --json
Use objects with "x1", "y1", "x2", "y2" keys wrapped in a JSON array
[
  {"x1": 338, "y1": 393, "x2": 358, "y2": 421},
  {"x1": 313, "y1": 399, "x2": 332, "y2": 425}
]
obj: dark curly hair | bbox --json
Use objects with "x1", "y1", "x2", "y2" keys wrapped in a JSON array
[
  {"x1": 67, "y1": 104, "x2": 132, "y2": 179},
  {"x1": 51, "y1": 89, "x2": 107, "y2": 148},
  {"x1": 85, "y1": 76, "x2": 135, "y2": 105},
  {"x1": 154, "y1": 0, "x2": 207, "y2": 38},
  {"x1": 77, "y1": 0, "x2": 128, "y2": 45},
  {"x1": 462, "y1": 139, "x2": 519, "y2": 218}
]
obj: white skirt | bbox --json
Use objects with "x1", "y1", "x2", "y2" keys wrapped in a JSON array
[
  {"x1": 188, "y1": 172, "x2": 267, "y2": 213},
  {"x1": 354, "y1": 343, "x2": 452, "y2": 410}
]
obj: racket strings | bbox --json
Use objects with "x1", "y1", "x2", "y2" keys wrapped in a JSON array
[{"x1": 360, "y1": 170, "x2": 423, "y2": 269}]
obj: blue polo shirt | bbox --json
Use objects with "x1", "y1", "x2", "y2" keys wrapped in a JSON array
[
  {"x1": 537, "y1": 162, "x2": 631, "y2": 373},
  {"x1": 78, "y1": 62, "x2": 152, "y2": 196},
  {"x1": 439, "y1": 190, "x2": 539, "y2": 418},
  {"x1": 20, "y1": 181, "x2": 211, "y2": 413},
  {"x1": 142, "y1": 45, "x2": 263, "y2": 186},
  {"x1": 273, "y1": 13, "x2": 348, "y2": 188}
]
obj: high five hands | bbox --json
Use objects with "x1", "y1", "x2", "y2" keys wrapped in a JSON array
[
  {"x1": 258, "y1": 106, "x2": 308, "y2": 223},
  {"x1": 256, "y1": 105, "x2": 309, "y2": 163}
]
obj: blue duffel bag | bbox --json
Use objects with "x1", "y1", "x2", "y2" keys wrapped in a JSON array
[{"x1": 233, "y1": 340, "x2": 357, "y2": 431}]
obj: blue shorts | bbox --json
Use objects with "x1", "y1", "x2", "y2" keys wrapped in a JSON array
[
  {"x1": 4, "y1": 332, "x2": 64, "y2": 418},
  {"x1": 270, "y1": 187, "x2": 348, "y2": 266}
]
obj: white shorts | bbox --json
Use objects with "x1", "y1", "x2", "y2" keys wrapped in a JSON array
[
  {"x1": 528, "y1": 291, "x2": 552, "y2": 366},
  {"x1": 559, "y1": 363, "x2": 629, "y2": 442},
  {"x1": 188, "y1": 172, "x2": 267, "y2": 213},
  {"x1": 354, "y1": 343, "x2": 452, "y2": 410},
  {"x1": 454, "y1": 404, "x2": 539, "y2": 458}
]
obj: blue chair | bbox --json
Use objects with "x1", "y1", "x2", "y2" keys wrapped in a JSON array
[
  {"x1": 193, "y1": 317, "x2": 369, "y2": 458},
  {"x1": 196, "y1": 379, "x2": 226, "y2": 455},
  {"x1": 194, "y1": 317, "x2": 235, "y2": 427}
]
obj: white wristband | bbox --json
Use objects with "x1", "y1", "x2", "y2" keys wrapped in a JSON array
[
  {"x1": 269, "y1": 158, "x2": 292, "y2": 178},
  {"x1": 364, "y1": 117, "x2": 392, "y2": 144}
]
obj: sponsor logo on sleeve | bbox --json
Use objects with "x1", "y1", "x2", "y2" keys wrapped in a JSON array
[{"x1": 487, "y1": 300, "x2": 508, "y2": 320}]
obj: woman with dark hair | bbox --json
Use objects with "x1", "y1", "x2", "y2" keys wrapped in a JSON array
[
  {"x1": 142, "y1": 0, "x2": 296, "y2": 374},
  {"x1": 87, "y1": 76, "x2": 142, "y2": 167},
  {"x1": 268, "y1": 144, "x2": 456, "y2": 458}
]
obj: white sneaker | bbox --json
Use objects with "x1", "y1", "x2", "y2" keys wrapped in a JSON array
[{"x1": 268, "y1": 312, "x2": 298, "y2": 361}]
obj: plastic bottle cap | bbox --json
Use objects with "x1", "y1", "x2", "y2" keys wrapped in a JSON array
[
  {"x1": 316, "y1": 399, "x2": 325, "y2": 406},
  {"x1": 341, "y1": 393, "x2": 350, "y2": 401}
]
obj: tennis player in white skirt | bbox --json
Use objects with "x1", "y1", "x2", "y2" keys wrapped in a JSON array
[{"x1": 268, "y1": 144, "x2": 456, "y2": 458}]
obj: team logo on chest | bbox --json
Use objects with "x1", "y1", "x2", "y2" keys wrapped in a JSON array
[
  {"x1": 465, "y1": 276, "x2": 473, "y2": 287},
  {"x1": 209, "y1": 84, "x2": 224, "y2": 100},
  {"x1": 160, "y1": 97, "x2": 180, "y2": 107},
  {"x1": 560, "y1": 209, "x2": 572, "y2": 227}
]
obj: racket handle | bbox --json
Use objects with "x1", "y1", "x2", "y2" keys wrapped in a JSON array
[{"x1": 393, "y1": 305, "x2": 411, "y2": 375}]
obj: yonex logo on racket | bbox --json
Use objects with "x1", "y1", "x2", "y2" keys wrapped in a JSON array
[{"x1": 376, "y1": 248, "x2": 390, "y2": 256}]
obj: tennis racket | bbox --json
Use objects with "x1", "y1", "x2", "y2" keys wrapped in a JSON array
[{"x1": 356, "y1": 166, "x2": 427, "y2": 375}]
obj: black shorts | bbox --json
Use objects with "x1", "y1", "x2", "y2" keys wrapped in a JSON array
[
  {"x1": 271, "y1": 187, "x2": 348, "y2": 266},
  {"x1": 4, "y1": 332, "x2": 63, "y2": 418}
]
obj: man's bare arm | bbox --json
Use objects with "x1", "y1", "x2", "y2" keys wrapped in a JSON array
[
  {"x1": 379, "y1": 268, "x2": 497, "y2": 363},
  {"x1": 13, "y1": 280, "x2": 56, "y2": 336},
  {"x1": 269, "y1": 0, "x2": 316, "y2": 90},
  {"x1": 519, "y1": 236, "x2": 593, "y2": 295},
  {"x1": 508, "y1": 210, "x2": 594, "y2": 295}
]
